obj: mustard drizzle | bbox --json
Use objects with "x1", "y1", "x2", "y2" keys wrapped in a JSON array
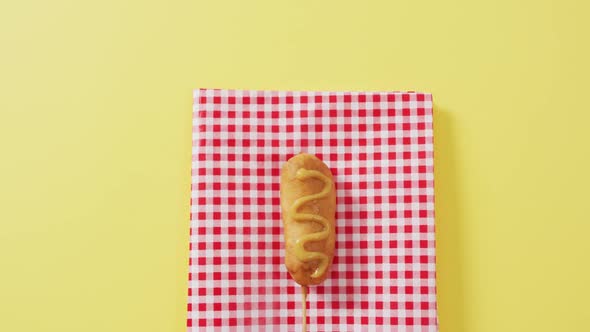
[{"x1": 288, "y1": 168, "x2": 332, "y2": 279}]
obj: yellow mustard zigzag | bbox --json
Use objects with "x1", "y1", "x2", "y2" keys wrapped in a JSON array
[{"x1": 288, "y1": 168, "x2": 332, "y2": 278}]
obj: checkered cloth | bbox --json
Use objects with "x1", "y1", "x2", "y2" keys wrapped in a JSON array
[{"x1": 188, "y1": 89, "x2": 437, "y2": 332}]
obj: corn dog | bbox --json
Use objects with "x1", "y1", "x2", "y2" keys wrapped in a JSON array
[{"x1": 280, "y1": 153, "x2": 336, "y2": 286}]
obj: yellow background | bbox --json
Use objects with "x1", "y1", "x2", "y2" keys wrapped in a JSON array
[{"x1": 1, "y1": 1, "x2": 589, "y2": 331}]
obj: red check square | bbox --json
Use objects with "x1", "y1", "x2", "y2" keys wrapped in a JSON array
[{"x1": 189, "y1": 89, "x2": 437, "y2": 332}]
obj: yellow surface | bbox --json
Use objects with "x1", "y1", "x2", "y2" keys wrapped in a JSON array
[{"x1": 1, "y1": 1, "x2": 589, "y2": 331}]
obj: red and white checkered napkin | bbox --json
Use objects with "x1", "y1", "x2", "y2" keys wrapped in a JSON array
[{"x1": 188, "y1": 89, "x2": 437, "y2": 332}]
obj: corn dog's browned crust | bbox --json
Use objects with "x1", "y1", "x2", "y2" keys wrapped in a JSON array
[{"x1": 280, "y1": 153, "x2": 336, "y2": 286}]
